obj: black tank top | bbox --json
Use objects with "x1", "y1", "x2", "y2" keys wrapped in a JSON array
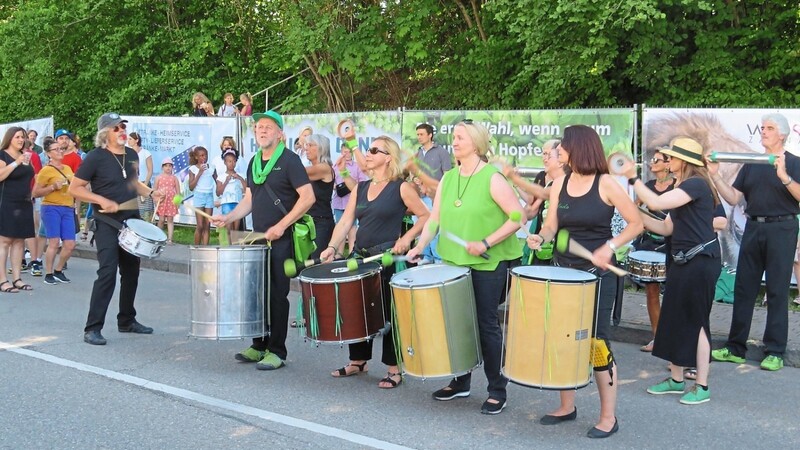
[
  {"x1": 354, "y1": 180, "x2": 406, "y2": 250},
  {"x1": 555, "y1": 173, "x2": 613, "y2": 269},
  {"x1": 308, "y1": 169, "x2": 333, "y2": 219}
]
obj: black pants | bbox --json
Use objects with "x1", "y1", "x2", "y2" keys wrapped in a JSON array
[
  {"x1": 84, "y1": 220, "x2": 141, "y2": 332},
  {"x1": 727, "y1": 218, "x2": 798, "y2": 357},
  {"x1": 348, "y1": 264, "x2": 397, "y2": 366},
  {"x1": 251, "y1": 236, "x2": 292, "y2": 360},
  {"x1": 310, "y1": 216, "x2": 334, "y2": 260},
  {"x1": 448, "y1": 261, "x2": 510, "y2": 400}
]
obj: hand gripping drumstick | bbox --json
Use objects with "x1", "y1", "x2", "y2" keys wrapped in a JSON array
[
  {"x1": 346, "y1": 252, "x2": 399, "y2": 271},
  {"x1": 427, "y1": 218, "x2": 490, "y2": 260},
  {"x1": 284, "y1": 258, "x2": 325, "y2": 278},
  {"x1": 172, "y1": 194, "x2": 213, "y2": 220},
  {"x1": 555, "y1": 229, "x2": 628, "y2": 277},
  {"x1": 99, "y1": 198, "x2": 139, "y2": 213}
]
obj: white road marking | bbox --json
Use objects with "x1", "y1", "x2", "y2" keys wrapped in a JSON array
[{"x1": 0, "y1": 341, "x2": 412, "y2": 450}]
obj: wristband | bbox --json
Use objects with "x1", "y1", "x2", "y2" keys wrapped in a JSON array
[
  {"x1": 481, "y1": 239, "x2": 491, "y2": 250},
  {"x1": 345, "y1": 139, "x2": 359, "y2": 151},
  {"x1": 340, "y1": 169, "x2": 350, "y2": 178},
  {"x1": 606, "y1": 240, "x2": 618, "y2": 251},
  {"x1": 9, "y1": 161, "x2": 18, "y2": 169},
  {"x1": 783, "y1": 176, "x2": 793, "y2": 186},
  {"x1": 627, "y1": 176, "x2": 639, "y2": 186}
]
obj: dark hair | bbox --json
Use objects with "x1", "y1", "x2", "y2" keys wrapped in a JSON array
[
  {"x1": 27, "y1": 129, "x2": 38, "y2": 137},
  {"x1": 129, "y1": 132, "x2": 142, "y2": 147},
  {"x1": 560, "y1": 125, "x2": 608, "y2": 176},
  {"x1": 0, "y1": 126, "x2": 26, "y2": 151},
  {"x1": 42, "y1": 136, "x2": 58, "y2": 152},
  {"x1": 222, "y1": 148, "x2": 239, "y2": 161},
  {"x1": 189, "y1": 146, "x2": 208, "y2": 165},
  {"x1": 416, "y1": 123, "x2": 434, "y2": 135}
]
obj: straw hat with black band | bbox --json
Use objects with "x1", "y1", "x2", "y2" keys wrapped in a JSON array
[{"x1": 659, "y1": 137, "x2": 705, "y2": 167}]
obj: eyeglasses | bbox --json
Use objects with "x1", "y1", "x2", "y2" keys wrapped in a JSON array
[
  {"x1": 48, "y1": 147, "x2": 65, "y2": 153},
  {"x1": 650, "y1": 157, "x2": 670, "y2": 164},
  {"x1": 113, "y1": 123, "x2": 127, "y2": 132},
  {"x1": 367, "y1": 147, "x2": 389, "y2": 155}
]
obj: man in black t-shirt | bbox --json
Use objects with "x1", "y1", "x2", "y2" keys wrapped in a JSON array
[
  {"x1": 212, "y1": 110, "x2": 313, "y2": 370},
  {"x1": 69, "y1": 112, "x2": 164, "y2": 346},
  {"x1": 709, "y1": 113, "x2": 800, "y2": 371}
]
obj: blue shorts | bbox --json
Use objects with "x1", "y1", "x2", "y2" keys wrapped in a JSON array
[
  {"x1": 193, "y1": 191, "x2": 215, "y2": 209},
  {"x1": 41, "y1": 205, "x2": 76, "y2": 241},
  {"x1": 221, "y1": 203, "x2": 238, "y2": 215}
]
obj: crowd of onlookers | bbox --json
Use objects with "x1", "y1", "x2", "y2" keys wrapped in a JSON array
[{"x1": 191, "y1": 92, "x2": 253, "y2": 117}]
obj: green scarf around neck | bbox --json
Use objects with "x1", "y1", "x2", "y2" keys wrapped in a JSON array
[{"x1": 251, "y1": 141, "x2": 285, "y2": 185}]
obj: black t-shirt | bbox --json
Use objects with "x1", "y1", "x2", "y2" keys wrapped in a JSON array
[
  {"x1": 732, "y1": 152, "x2": 800, "y2": 216},
  {"x1": 308, "y1": 171, "x2": 334, "y2": 219},
  {"x1": 75, "y1": 146, "x2": 140, "y2": 219},
  {"x1": 670, "y1": 177, "x2": 719, "y2": 256},
  {"x1": 246, "y1": 150, "x2": 310, "y2": 233},
  {"x1": 0, "y1": 150, "x2": 34, "y2": 202}
]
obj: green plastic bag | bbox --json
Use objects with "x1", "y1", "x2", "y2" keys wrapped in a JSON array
[
  {"x1": 293, "y1": 214, "x2": 317, "y2": 264},
  {"x1": 714, "y1": 266, "x2": 735, "y2": 304}
]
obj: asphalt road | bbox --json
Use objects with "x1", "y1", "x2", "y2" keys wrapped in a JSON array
[{"x1": 1, "y1": 259, "x2": 797, "y2": 449}]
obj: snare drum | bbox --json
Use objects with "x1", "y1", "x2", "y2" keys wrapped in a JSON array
[
  {"x1": 503, "y1": 266, "x2": 598, "y2": 390},
  {"x1": 298, "y1": 261, "x2": 385, "y2": 344},
  {"x1": 189, "y1": 245, "x2": 267, "y2": 339},
  {"x1": 118, "y1": 219, "x2": 167, "y2": 258},
  {"x1": 390, "y1": 264, "x2": 481, "y2": 379},
  {"x1": 627, "y1": 250, "x2": 667, "y2": 282}
]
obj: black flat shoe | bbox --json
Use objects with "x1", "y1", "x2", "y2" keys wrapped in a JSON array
[
  {"x1": 587, "y1": 418, "x2": 619, "y2": 439},
  {"x1": 539, "y1": 407, "x2": 577, "y2": 425},
  {"x1": 480, "y1": 398, "x2": 506, "y2": 415},
  {"x1": 84, "y1": 330, "x2": 107, "y2": 345},
  {"x1": 432, "y1": 385, "x2": 471, "y2": 401},
  {"x1": 118, "y1": 322, "x2": 153, "y2": 334}
]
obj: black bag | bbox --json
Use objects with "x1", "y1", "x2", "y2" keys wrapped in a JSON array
[{"x1": 335, "y1": 182, "x2": 351, "y2": 198}]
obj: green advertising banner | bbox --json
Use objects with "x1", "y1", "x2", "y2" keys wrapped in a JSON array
[{"x1": 402, "y1": 109, "x2": 636, "y2": 168}]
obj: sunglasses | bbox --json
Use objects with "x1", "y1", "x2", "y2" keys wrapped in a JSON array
[
  {"x1": 462, "y1": 118, "x2": 474, "y2": 124},
  {"x1": 651, "y1": 157, "x2": 670, "y2": 164},
  {"x1": 113, "y1": 123, "x2": 127, "y2": 132},
  {"x1": 367, "y1": 147, "x2": 389, "y2": 155}
]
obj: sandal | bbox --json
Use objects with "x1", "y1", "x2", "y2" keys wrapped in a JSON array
[
  {"x1": 685, "y1": 368, "x2": 697, "y2": 380},
  {"x1": 640, "y1": 340, "x2": 654, "y2": 352},
  {"x1": 331, "y1": 361, "x2": 368, "y2": 378},
  {"x1": 12, "y1": 279, "x2": 32, "y2": 291},
  {"x1": 290, "y1": 319, "x2": 306, "y2": 328},
  {"x1": 378, "y1": 372, "x2": 403, "y2": 389},
  {"x1": 0, "y1": 280, "x2": 19, "y2": 293}
]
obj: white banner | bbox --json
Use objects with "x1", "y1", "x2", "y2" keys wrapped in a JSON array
[{"x1": 0, "y1": 116, "x2": 54, "y2": 147}]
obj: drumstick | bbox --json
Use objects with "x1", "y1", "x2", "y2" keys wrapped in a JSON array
[
  {"x1": 346, "y1": 252, "x2": 398, "y2": 271},
  {"x1": 637, "y1": 206, "x2": 664, "y2": 221},
  {"x1": 99, "y1": 198, "x2": 138, "y2": 213},
  {"x1": 442, "y1": 231, "x2": 490, "y2": 260},
  {"x1": 284, "y1": 258, "x2": 324, "y2": 278},
  {"x1": 151, "y1": 197, "x2": 163, "y2": 224},
  {"x1": 509, "y1": 211, "x2": 531, "y2": 237},
  {"x1": 172, "y1": 194, "x2": 213, "y2": 220},
  {"x1": 555, "y1": 229, "x2": 628, "y2": 277}
]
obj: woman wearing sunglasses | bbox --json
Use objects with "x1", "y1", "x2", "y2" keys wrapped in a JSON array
[
  {"x1": 407, "y1": 120, "x2": 523, "y2": 415},
  {"x1": 319, "y1": 136, "x2": 429, "y2": 389},
  {"x1": 636, "y1": 149, "x2": 675, "y2": 353}
]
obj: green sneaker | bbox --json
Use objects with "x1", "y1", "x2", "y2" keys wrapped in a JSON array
[
  {"x1": 711, "y1": 347, "x2": 745, "y2": 364},
  {"x1": 235, "y1": 347, "x2": 266, "y2": 363},
  {"x1": 760, "y1": 355, "x2": 784, "y2": 371},
  {"x1": 680, "y1": 385, "x2": 710, "y2": 405},
  {"x1": 256, "y1": 352, "x2": 286, "y2": 370},
  {"x1": 647, "y1": 378, "x2": 685, "y2": 395}
]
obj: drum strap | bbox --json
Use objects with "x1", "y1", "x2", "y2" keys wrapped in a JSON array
[{"x1": 93, "y1": 212, "x2": 124, "y2": 231}]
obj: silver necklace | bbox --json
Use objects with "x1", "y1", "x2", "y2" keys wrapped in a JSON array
[{"x1": 108, "y1": 148, "x2": 126, "y2": 178}]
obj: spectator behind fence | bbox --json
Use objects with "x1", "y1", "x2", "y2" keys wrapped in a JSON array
[
  {"x1": 239, "y1": 93, "x2": 253, "y2": 116},
  {"x1": 188, "y1": 146, "x2": 216, "y2": 245},
  {"x1": 154, "y1": 158, "x2": 180, "y2": 244},
  {"x1": 192, "y1": 92, "x2": 215, "y2": 117},
  {"x1": 215, "y1": 148, "x2": 245, "y2": 240},
  {"x1": 218, "y1": 93, "x2": 239, "y2": 117}
]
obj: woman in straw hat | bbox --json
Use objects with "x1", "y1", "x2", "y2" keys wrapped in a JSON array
[{"x1": 624, "y1": 136, "x2": 721, "y2": 405}]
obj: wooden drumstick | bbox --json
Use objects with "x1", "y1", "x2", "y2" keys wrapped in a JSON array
[
  {"x1": 99, "y1": 198, "x2": 138, "y2": 213},
  {"x1": 151, "y1": 197, "x2": 163, "y2": 223},
  {"x1": 555, "y1": 229, "x2": 629, "y2": 277}
]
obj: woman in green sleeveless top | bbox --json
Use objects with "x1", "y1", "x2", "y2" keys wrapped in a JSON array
[{"x1": 408, "y1": 120, "x2": 523, "y2": 415}]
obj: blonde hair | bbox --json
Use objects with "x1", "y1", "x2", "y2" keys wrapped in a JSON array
[
  {"x1": 373, "y1": 136, "x2": 403, "y2": 181},
  {"x1": 455, "y1": 121, "x2": 491, "y2": 157},
  {"x1": 192, "y1": 92, "x2": 211, "y2": 106}
]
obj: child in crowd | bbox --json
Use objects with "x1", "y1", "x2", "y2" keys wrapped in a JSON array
[
  {"x1": 215, "y1": 149, "x2": 246, "y2": 240},
  {"x1": 217, "y1": 93, "x2": 239, "y2": 117},
  {"x1": 187, "y1": 146, "x2": 216, "y2": 245},
  {"x1": 239, "y1": 93, "x2": 253, "y2": 116},
  {"x1": 154, "y1": 158, "x2": 180, "y2": 244}
]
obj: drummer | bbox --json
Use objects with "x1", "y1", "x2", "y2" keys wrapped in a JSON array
[
  {"x1": 635, "y1": 147, "x2": 675, "y2": 352},
  {"x1": 319, "y1": 136, "x2": 429, "y2": 389},
  {"x1": 527, "y1": 125, "x2": 642, "y2": 437},
  {"x1": 69, "y1": 112, "x2": 165, "y2": 345},
  {"x1": 625, "y1": 137, "x2": 722, "y2": 404},
  {"x1": 407, "y1": 120, "x2": 523, "y2": 415}
]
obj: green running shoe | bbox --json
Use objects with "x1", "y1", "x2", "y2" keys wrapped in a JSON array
[
  {"x1": 235, "y1": 347, "x2": 266, "y2": 363},
  {"x1": 760, "y1": 355, "x2": 784, "y2": 371},
  {"x1": 647, "y1": 378, "x2": 685, "y2": 395},
  {"x1": 711, "y1": 347, "x2": 745, "y2": 364},
  {"x1": 256, "y1": 352, "x2": 286, "y2": 370},
  {"x1": 680, "y1": 385, "x2": 710, "y2": 405}
]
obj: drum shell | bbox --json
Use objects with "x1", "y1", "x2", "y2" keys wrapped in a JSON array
[
  {"x1": 503, "y1": 266, "x2": 598, "y2": 390},
  {"x1": 189, "y1": 246, "x2": 266, "y2": 339},
  {"x1": 627, "y1": 250, "x2": 667, "y2": 282},
  {"x1": 119, "y1": 219, "x2": 167, "y2": 259},
  {"x1": 390, "y1": 264, "x2": 481, "y2": 379},
  {"x1": 298, "y1": 262, "x2": 385, "y2": 344}
]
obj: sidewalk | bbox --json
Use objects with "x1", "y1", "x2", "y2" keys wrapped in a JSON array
[{"x1": 72, "y1": 240, "x2": 800, "y2": 367}]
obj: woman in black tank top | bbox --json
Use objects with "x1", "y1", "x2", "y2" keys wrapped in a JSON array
[
  {"x1": 303, "y1": 135, "x2": 335, "y2": 259},
  {"x1": 319, "y1": 136, "x2": 429, "y2": 389},
  {"x1": 526, "y1": 125, "x2": 643, "y2": 438}
]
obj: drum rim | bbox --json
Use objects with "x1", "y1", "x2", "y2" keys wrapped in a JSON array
[
  {"x1": 389, "y1": 263, "x2": 471, "y2": 288},
  {"x1": 510, "y1": 266, "x2": 598, "y2": 283},
  {"x1": 120, "y1": 227, "x2": 166, "y2": 246},
  {"x1": 189, "y1": 245, "x2": 269, "y2": 251},
  {"x1": 123, "y1": 218, "x2": 167, "y2": 241},
  {"x1": 298, "y1": 261, "x2": 382, "y2": 283}
]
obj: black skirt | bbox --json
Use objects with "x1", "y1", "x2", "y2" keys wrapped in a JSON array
[
  {"x1": 0, "y1": 199, "x2": 35, "y2": 239},
  {"x1": 652, "y1": 253, "x2": 721, "y2": 367}
]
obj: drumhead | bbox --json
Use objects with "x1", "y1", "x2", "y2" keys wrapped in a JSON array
[
  {"x1": 390, "y1": 264, "x2": 470, "y2": 288},
  {"x1": 299, "y1": 260, "x2": 381, "y2": 283},
  {"x1": 511, "y1": 265, "x2": 597, "y2": 282},
  {"x1": 628, "y1": 250, "x2": 666, "y2": 263},
  {"x1": 125, "y1": 219, "x2": 167, "y2": 241}
]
